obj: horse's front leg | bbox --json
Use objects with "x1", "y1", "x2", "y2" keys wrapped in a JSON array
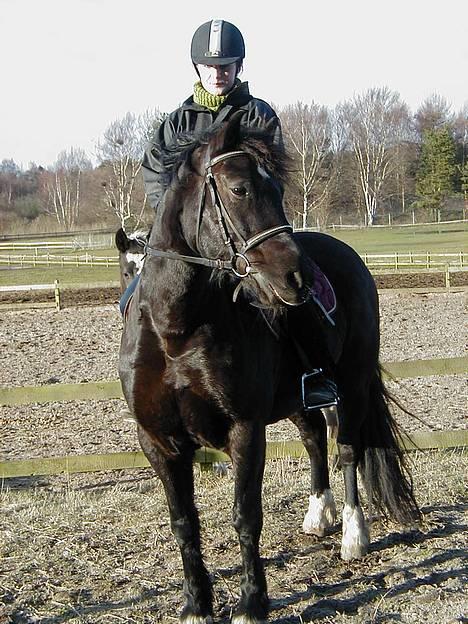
[
  {"x1": 229, "y1": 421, "x2": 268, "y2": 624},
  {"x1": 138, "y1": 427, "x2": 213, "y2": 624}
]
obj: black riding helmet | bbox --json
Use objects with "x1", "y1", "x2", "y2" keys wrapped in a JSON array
[{"x1": 191, "y1": 20, "x2": 245, "y2": 65}]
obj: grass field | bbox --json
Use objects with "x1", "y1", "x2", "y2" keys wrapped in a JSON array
[
  {"x1": 0, "y1": 222, "x2": 466, "y2": 288},
  {"x1": 0, "y1": 265, "x2": 119, "y2": 287},
  {"x1": 328, "y1": 221, "x2": 468, "y2": 254}
]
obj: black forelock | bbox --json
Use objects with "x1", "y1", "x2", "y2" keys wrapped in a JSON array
[{"x1": 159, "y1": 125, "x2": 290, "y2": 191}]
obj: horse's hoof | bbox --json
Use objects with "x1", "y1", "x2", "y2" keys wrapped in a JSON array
[
  {"x1": 231, "y1": 616, "x2": 267, "y2": 623},
  {"x1": 303, "y1": 489, "x2": 336, "y2": 536},
  {"x1": 340, "y1": 503, "x2": 369, "y2": 560}
]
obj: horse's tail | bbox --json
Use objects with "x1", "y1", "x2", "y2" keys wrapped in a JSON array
[{"x1": 360, "y1": 366, "x2": 421, "y2": 525}]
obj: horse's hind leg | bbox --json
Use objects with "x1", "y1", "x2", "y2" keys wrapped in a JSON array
[
  {"x1": 291, "y1": 409, "x2": 337, "y2": 537},
  {"x1": 229, "y1": 420, "x2": 269, "y2": 624},
  {"x1": 138, "y1": 427, "x2": 213, "y2": 624},
  {"x1": 336, "y1": 398, "x2": 370, "y2": 561}
]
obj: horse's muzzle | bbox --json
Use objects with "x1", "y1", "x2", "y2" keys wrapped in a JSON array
[{"x1": 248, "y1": 234, "x2": 310, "y2": 307}]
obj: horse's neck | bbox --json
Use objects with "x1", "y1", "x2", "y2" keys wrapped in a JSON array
[{"x1": 142, "y1": 251, "x2": 209, "y2": 337}]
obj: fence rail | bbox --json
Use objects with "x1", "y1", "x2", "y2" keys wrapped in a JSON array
[
  {"x1": 362, "y1": 251, "x2": 466, "y2": 271},
  {"x1": 325, "y1": 218, "x2": 468, "y2": 230},
  {"x1": 0, "y1": 281, "x2": 61, "y2": 309},
  {"x1": 1, "y1": 355, "x2": 466, "y2": 479},
  {"x1": 1, "y1": 430, "x2": 467, "y2": 479},
  {"x1": 1, "y1": 250, "x2": 466, "y2": 271},
  {"x1": 1, "y1": 356, "x2": 466, "y2": 408},
  {"x1": 0, "y1": 253, "x2": 118, "y2": 268},
  {"x1": 0, "y1": 241, "x2": 111, "y2": 254}
]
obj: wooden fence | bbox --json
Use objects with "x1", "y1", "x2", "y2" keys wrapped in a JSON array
[
  {"x1": 1, "y1": 355, "x2": 466, "y2": 479},
  {"x1": 0, "y1": 251, "x2": 466, "y2": 271},
  {"x1": 0, "y1": 253, "x2": 118, "y2": 268},
  {"x1": 0, "y1": 281, "x2": 61, "y2": 310},
  {"x1": 2, "y1": 430, "x2": 467, "y2": 479}
]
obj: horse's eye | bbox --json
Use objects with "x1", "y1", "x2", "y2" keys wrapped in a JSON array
[{"x1": 231, "y1": 186, "x2": 247, "y2": 197}]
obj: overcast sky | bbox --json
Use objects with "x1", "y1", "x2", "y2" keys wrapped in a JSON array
[{"x1": 1, "y1": 0, "x2": 467, "y2": 168}]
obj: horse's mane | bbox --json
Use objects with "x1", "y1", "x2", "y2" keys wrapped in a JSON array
[{"x1": 160, "y1": 126, "x2": 291, "y2": 191}]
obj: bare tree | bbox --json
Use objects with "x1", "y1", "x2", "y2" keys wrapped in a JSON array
[
  {"x1": 0, "y1": 159, "x2": 20, "y2": 207},
  {"x1": 45, "y1": 147, "x2": 92, "y2": 230},
  {"x1": 337, "y1": 87, "x2": 411, "y2": 225},
  {"x1": 415, "y1": 94, "x2": 453, "y2": 137},
  {"x1": 96, "y1": 109, "x2": 163, "y2": 230},
  {"x1": 280, "y1": 102, "x2": 335, "y2": 229}
]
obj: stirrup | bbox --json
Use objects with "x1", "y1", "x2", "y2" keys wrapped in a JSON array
[{"x1": 301, "y1": 369, "x2": 338, "y2": 410}]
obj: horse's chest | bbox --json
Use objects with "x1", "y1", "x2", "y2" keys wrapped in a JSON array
[{"x1": 164, "y1": 341, "x2": 233, "y2": 407}]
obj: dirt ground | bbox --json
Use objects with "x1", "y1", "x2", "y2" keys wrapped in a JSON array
[
  {"x1": 0, "y1": 452, "x2": 466, "y2": 624},
  {"x1": 0, "y1": 282, "x2": 466, "y2": 623}
]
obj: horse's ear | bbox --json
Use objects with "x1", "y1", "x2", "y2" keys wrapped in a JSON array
[
  {"x1": 211, "y1": 109, "x2": 244, "y2": 156},
  {"x1": 115, "y1": 227, "x2": 129, "y2": 252}
]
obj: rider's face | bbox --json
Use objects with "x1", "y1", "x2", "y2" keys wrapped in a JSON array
[{"x1": 196, "y1": 63, "x2": 238, "y2": 96}]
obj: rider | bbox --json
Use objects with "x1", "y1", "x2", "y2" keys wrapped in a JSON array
[
  {"x1": 142, "y1": 19, "x2": 283, "y2": 211},
  {"x1": 141, "y1": 19, "x2": 338, "y2": 410}
]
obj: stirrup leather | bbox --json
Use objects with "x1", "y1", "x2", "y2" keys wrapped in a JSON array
[{"x1": 301, "y1": 369, "x2": 338, "y2": 410}]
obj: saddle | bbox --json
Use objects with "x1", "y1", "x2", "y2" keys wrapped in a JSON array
[{"x1": 291, "y1": 261, "x2": 339, "y2": 411}]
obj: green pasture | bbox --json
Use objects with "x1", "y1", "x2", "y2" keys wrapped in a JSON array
[
  {"x1": 328, "y1": 221, "x2": 467, "y2": 254},
  {"x1": 0, "y1": 265, "x2": 119, "y2": 288},
  {"x1": 0, "y1": 222, "x2": 466, "y2": 288}
]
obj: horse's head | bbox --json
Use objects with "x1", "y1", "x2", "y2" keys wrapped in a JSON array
[
  {"x1": 155, "y1": 113, "x2": 310, "y2": 308},
  {"x1": 115, "y1": 227, "x2": 148, "y2": 293}
]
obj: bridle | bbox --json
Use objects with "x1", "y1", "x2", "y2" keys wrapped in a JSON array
[{"x1": 144, "y1": 150, "x2": 293, "y2": 280}]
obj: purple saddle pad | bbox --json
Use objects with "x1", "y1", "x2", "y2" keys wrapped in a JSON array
[{"x1": 311, "y1": 263, "x2": 337, "y2": 322}]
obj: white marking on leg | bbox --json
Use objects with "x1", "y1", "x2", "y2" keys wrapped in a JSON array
[
  {"x1": 341, "y1": 503, "x2": 369, "y2": 560},
  {"x1": 181, "y1": 616, "x2": 213, "y2": 624},
  {"x1": 231, "y1": 616, "x2": 267, "y2": 624},
  {"x1": 303, "y1": 488, "x2": 336, "y2": 536}
]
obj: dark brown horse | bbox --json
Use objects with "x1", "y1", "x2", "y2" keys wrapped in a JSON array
[{"x1": 118, "y1": 115, "x2": 419, "y2": 623}]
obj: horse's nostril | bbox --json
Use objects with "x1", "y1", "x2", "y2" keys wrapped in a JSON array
[{"x1": 288, "y1": 270, "x2": 304, "y2": 290}]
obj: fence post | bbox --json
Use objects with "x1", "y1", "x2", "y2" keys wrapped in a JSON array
[
  {"x1": 54, "y1": 280, "x2": 61, "y2": 311},
  {"x1": 445, "y1": 265, "x2": 450, "y2": 290}
]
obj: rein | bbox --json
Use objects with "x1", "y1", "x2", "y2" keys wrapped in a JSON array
[{"x1": 144, "y1": 150, "x2": 292, "y2": 280}]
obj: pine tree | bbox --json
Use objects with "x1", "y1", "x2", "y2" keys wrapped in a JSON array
[{"x1": 416, "y1": 126, "x2": 456, "y2": 210}]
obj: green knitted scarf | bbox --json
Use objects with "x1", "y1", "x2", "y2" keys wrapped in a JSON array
[{"x1": 193, "y1": 79, "x2": 241, "y2": 111}]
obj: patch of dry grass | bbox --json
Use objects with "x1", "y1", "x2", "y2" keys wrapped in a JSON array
[{"x1": 1, "y1": 449, "x2": 466, "y2": 623}]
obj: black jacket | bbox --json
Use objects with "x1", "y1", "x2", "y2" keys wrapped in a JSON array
[{"x1": 142, "y1": 81, "x2": 282, "y2": 210}]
